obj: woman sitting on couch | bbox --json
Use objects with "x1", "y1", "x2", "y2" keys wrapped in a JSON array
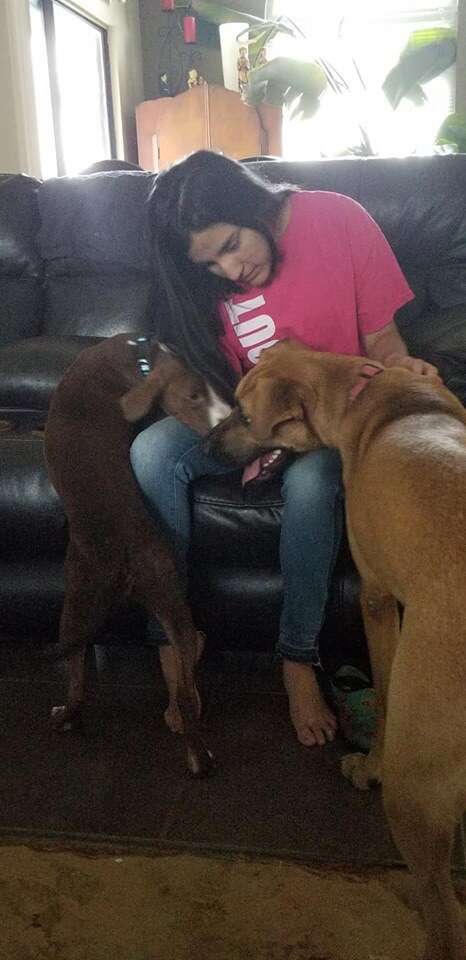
[{"x1": 130, "y1": 149, "x2": 438, "y2": 748}]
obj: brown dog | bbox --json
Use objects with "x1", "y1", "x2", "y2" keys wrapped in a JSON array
[
  {"x1": 206, "y1": 339, "x2": 466, "y2": 959},
  {"x1": 45, "y1": 333, "x2": 230, "y2": 777}
]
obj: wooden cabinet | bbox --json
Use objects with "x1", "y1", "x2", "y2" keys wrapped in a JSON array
[{"x1": 136, "y1": 83, "x2": 282, "y2": 172}]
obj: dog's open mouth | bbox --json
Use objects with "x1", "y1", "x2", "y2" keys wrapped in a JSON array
[{"x1": 242, "y1": 449, "x2": 288, "y2": 486}]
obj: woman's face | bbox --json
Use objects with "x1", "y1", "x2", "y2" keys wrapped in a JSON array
[{"x1": 188, "y1": 223, "x2": 273, "y2": 287}]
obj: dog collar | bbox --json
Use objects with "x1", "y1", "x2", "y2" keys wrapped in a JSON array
[
  {"x1": 127, "y1": 336, "x2": 152, "y2": 378},
  {"x1": 350, "y1": 362, "x2": 384, "y2": 401}
]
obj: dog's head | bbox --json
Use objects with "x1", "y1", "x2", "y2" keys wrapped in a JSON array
[
  {"x1": 206, "y1": 341, "x2": 327, "y2": 467},
  {"x1": 120, "y1": 343, "x2": 231, "y2": 435}
]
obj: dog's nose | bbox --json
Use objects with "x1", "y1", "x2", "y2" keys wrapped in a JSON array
[
  {"x1": 202, "y1": 419, "x2": 227, "y2": 459},
  {"x1": 202, "y1": 433, "x2": 216, "y2": 457}
]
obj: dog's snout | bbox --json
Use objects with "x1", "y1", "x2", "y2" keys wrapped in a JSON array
[
  {"x1": 202, "y1": 435, "x2": 213, "y2": 457},
  {"x1": 202, "y1": 417, "x2": 236, "y2": 462},
  {"x1": 202, "y1": 424, "x2": 221, "y2": 458}
]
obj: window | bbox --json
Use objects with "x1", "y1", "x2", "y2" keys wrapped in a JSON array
[
  {"x1": 30, "y1": 0, "x2": 115, "y2": 176},
  {"x1": 269, "y1": 0, "x2": 458, "y2": 158}
]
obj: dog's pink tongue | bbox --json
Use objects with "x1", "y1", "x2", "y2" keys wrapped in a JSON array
[
  {"x1": 241, "y1": 457, "x2": 263, "y2": 487},
  {"x1": 241, "y1": 450, "x2": 284, "y2": 486}
]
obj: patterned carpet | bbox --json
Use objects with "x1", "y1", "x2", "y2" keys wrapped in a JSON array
[{"x1": 0, "y1": 843, "x2": 435, "y2": 960}]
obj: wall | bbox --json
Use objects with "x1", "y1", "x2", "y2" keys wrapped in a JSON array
[
  {"x1": 138, "y1": 0, "x2": 267, "y2": 101},
  {"x1": 0, "y1": 0, "x2": 144, "y2": 177},
  {"x1": 0, "y1": 1, "x2": 22, "y2": 173},
  {"x1": 0, "y1": 0, "x2": 42, "y2": 176}
]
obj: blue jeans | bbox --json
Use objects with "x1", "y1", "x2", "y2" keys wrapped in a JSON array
[{"x1": 130, "y1": 417, "x2": 343, "y2": 665}]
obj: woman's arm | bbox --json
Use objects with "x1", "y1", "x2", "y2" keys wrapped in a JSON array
[{"x1": 364, "y1": 321, "x2": 439, "y2": 378}]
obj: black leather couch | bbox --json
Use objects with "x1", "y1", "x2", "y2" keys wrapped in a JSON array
[{"x1": 1, "y1": 156, "x2": 466, "y2": 674}]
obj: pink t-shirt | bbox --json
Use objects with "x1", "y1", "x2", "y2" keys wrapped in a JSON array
[{"x1": 218, "y1": 190, "x2": 414, "y2": 374}]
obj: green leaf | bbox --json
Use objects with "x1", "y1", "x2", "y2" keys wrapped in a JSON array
[
  {"x1": 405, "y1": 26, "x2": 456, "y2": 51},
  {"x1": 382, "y1": 29, "x2": 457, "y2": 109},
  {"x1": 436, "y1": 112, "x2": 466, "y2": 153},
  {"x1": 289, "y1": 92, "x2": 321, "y2": 122},
  {"x1": 246, "y1": 57, "x2": 327, "y2": 110}
]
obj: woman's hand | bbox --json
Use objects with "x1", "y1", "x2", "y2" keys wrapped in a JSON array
[
  {"x1": 364, "y1": 323, "x2": 441, "y2": 381},
  {"x1": 383, "y1": 353, "x2": 441, "y2": 379}
]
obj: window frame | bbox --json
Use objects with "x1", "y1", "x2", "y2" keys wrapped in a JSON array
[{"x1": 38, "y1": 0, "x2": 116, "y2": 176}]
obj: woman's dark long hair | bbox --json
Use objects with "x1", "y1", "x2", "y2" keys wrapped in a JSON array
[{"x1": 147, "y1": 150, "x2": 295, "y2": 400}]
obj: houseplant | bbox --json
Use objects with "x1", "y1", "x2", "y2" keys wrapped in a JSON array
[
  {"x1": 382, "y1": 26, "x2": 457, "y2": 110},
  {"x1": 381, "y1": 26, "x2": 463, "y2": 154},
  {"x1": 192, "y1": 4, "x2": 460, "y2": 156},
  {"x1": 191, "y1": 0, "x2": 332, "y2": 119}
]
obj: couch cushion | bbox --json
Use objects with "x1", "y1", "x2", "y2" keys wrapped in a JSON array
[
  {"x1": 38, "y1": 171, "x2": 155, "y2": 269},
  {"x1": 37, "y1": 172, "x2": 157, "y2": 338},
  {"x1": 42, "y1": 274, "x2": 155, "y2": 338},
  {"x1": 0, "y1": 174, "x2": 43, "y2": 345},
  {"x1": 253, "y1": 155, "x2": 466, "y2": 403},
  {"x1": 0, "y1": 336, "x2": 101, "y2": 415},
  {"x1": 191, "y1": 473, "x2": 283, "y2": 568},
  {"x1": 0, "y1": 560, "x2": 64, "y2": 638},
  {"x1": 396, "y1": 305, "x2": 466, "y2": 405},
  {"x1": 253, "y1": 155, "x2": 466, "y2": 288},
  {"x1": 0, "y1": 432, "x2": 66, "y2": 559}
]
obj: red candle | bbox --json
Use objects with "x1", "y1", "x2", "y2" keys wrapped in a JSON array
[
  {"x1": 183, "y1": 15, "x2": 197, "y2": 43},
  {"x1": 160, "y1": 0, "x2": 175, "y2": 10}
]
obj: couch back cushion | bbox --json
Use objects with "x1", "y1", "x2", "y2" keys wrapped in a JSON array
[
  {"x1": 0, "y1": 174, "x2": 43, "y2": 345},
  {"x1": 23, "y1": 157, "x2": 466, "y2": 405},
  {"x1": 253, "y1": 155, "x2": 466, "y2": 301},
  {"x1": 252, "y1": 154, "x2": 466, "y2": 401},
  {"x1": 37, "y1": 171, "x2": 157, "y2": 337}
]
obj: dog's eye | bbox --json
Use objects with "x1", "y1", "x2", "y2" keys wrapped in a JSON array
[
  {"x1": 238, "y1": 410, "x2": 251, "y2": 425},
  {"x1": 279, "y1": 416, "x2": 303, "y2": 426},
  {"x1": 274, "y1": 416, "x2": 304, "y2": 433},
  {"x1": 187, "y1": 391, "x2": 202, "y2": 402}
]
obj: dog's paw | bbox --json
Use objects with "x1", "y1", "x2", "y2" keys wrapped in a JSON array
[
  {"x1": 186, "y1": 746, "x2": 215, "y2": 778},
  {"x1": 50, "y1": 703, "x2": 83, "y2": 732},
  {"x1": 341, "y1": 751, "x2": 381, "y2": 790}
]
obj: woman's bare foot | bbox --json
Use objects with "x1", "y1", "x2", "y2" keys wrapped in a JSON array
[
  {"x1": 283, "y1": 659, "x2": 337, "y2": 746},
  {"x1": 158, "y1": 632, "x2": 204, "y2": 734}
]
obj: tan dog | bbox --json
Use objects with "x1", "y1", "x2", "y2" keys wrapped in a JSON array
[
  {"x1": 206, "y1": 339, "x2": 466, "y2": 960},
  {"x1": 45, "y1": 334, "x2": 230, "y2": 777}
]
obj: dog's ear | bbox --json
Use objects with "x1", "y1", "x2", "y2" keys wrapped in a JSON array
[
  {"x1": 119, "y1": 368, "x2": 167, "y2": 423},
  {"x1": 247, "y1": 378, "x2": 305, "y2": 441},
  {"x1": 295, "y1": 381, "x2": 318, "y2": 429}
]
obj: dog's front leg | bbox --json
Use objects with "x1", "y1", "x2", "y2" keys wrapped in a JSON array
[{"x1": 341, "y1": 582, "x2": 400, "y2": 790}]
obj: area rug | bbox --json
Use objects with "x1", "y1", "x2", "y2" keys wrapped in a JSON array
[
  {"x1": 1, "y1": 638, "x2": 465, "y2": 923},
  {"x1": 0, "y1": 843, "x2": 437, "y2": 960},
  {"x1": 0, "y1": 644, "x2": 401, "y2": 866}
]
